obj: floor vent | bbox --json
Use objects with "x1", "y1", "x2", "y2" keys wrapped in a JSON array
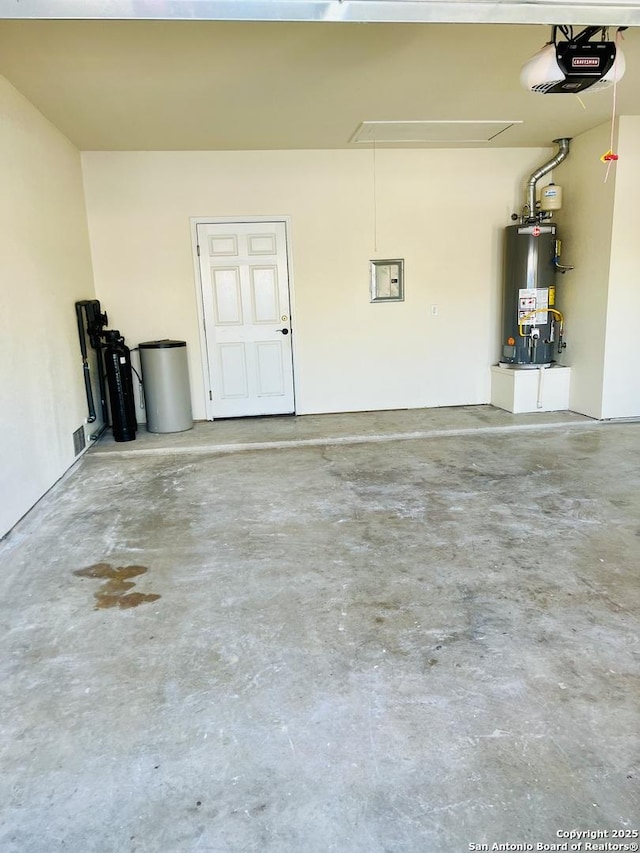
[{"x1": 73, "y1": 426, "x2": 86, "y2": 456}]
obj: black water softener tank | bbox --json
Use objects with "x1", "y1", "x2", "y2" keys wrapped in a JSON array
[{"x1": 103, "y1": 330, "x2": 137, "y2": 442}]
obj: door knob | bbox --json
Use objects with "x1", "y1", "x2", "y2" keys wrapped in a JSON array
[{"x1": 276, "y1": 328, "x2": 289, "y2": 335}]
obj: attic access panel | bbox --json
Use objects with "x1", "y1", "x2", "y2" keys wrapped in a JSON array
[{"x1": 351, "y1": 120, "x2": 522, "y2": 145}]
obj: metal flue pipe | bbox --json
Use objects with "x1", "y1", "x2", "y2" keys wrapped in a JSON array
[{"x1": 526, "y1": 137, "x2": 571, "y2": 218}]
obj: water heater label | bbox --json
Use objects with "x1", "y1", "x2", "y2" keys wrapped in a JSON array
[{"x1": 518, "y1": 288, "x2": 549, "y2": 325}]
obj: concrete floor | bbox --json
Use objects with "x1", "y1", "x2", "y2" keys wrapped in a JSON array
[{"x1": 1, "y1": 406, "x2": 639, "y2": 852}]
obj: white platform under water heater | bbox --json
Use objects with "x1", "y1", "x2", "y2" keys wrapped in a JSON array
[{"x1": 490, "y1": 364, "x2": 571, "y2": 414}]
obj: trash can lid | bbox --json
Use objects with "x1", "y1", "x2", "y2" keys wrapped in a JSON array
[{"x1": 139, "y1": 339, "x2": 186, "y2": 349}]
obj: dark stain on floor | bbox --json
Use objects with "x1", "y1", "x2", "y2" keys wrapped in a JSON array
[{"x1": 74, "y1": 563, "x2": 161, "y2": 610}]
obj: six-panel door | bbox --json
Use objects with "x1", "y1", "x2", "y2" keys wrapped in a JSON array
[{"x1": 197, "y1": 221, "x2": 295, "y2": 418}]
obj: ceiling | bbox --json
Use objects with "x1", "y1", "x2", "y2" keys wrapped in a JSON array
[{"x1": 0, "y1": 19, "x2": 637, "y2": 150}]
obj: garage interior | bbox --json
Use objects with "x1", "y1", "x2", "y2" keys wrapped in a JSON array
[{"x1": 1, "y1": 1, "x2": 639, "y2": 850}]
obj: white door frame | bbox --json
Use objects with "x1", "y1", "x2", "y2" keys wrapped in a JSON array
[{"x1": 191, "y1": 215, "x2": 298, "y2": 421}]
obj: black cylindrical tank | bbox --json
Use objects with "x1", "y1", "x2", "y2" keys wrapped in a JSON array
[
  {"x1": 501, "y1": 223, "x2": 557, "y2": 367},
  {"x1": 103, "y1": 331, "x2": 137, "y2": 442}
]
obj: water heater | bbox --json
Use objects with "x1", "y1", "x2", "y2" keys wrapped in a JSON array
[
  {"x1": 501, "y1": 224, "x2": 559, "y2": 367},
  {"x1": 500, "y1": 138, "x2": 571, "y2": 368}
]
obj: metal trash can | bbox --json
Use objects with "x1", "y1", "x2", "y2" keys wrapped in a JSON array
[{"x1": 138, "y1": 340, "x2": 193, "y2": 433}]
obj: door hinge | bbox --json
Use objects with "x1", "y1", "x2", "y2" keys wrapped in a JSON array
[
  {"x1": 197, "y1": 244, "x2": 200, "y2": 257},
  {"x1": 209, "y1": 390, "x2": 212, "y2": 401}
]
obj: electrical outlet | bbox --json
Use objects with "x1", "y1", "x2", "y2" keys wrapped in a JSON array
[{"x1": 430, "y1": 304, "x2": 439, "y2": 317}]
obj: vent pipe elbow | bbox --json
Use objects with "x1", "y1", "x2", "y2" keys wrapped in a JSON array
[{"x1": 526, "y1": 137, "x2": 571, "y2": 219}]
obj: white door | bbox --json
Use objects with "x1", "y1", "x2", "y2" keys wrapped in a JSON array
[{"x1": 197, "y1": 221, "x2": 295, "y2": 418}]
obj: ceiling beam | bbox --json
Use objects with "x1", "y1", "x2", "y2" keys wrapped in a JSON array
[{"x1": 0, "y1": 0, "x2": 637, "y2": 27}]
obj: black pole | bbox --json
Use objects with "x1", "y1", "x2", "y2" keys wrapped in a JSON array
[{"x1": 75, "y1": 301, "x2": 97, "y2": 423}]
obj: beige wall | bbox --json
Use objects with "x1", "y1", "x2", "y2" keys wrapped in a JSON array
[
  {"x1": 601, "y1": 116, "x2": 640, "y2": 419},
  {"x1": 81, "y1": 147, "x2": 552, "y2": 419},
  {"x1": 555, "y1": 118, "x2": 640, "y2": 420},
  {"x1": 0, "y1": 76, "x2": 96, "y2": 537},
  {"x1": 554, "y1": 123, "x2": 616, "y2": 419}
]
